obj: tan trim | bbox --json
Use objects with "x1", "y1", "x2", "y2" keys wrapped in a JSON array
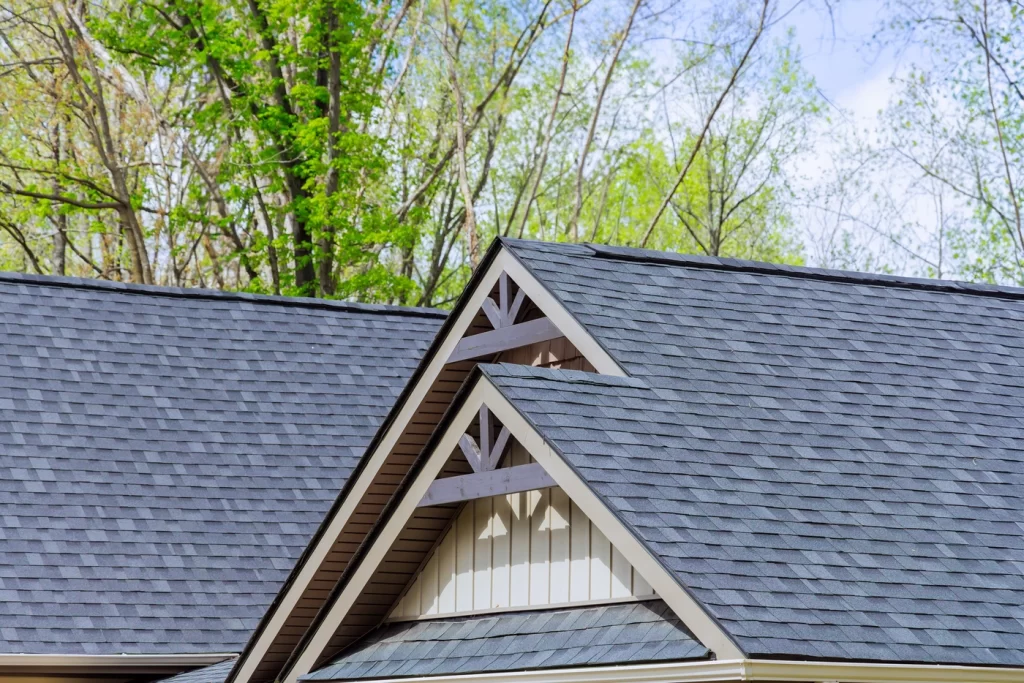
[
  {"x1": 746, "y1": 659, "x2": 1024, "y2": 682},
  {"x1": 478, "y1": 381, "x2": 745, "y2": 660},
  {"x1": 306, "y1": 659, "x2": 743, "y2": 683},
  {"x1": 231, "y1": 247, "x2": 622, "y2": 683},
  {"x1": 301, "y1": 658, "x2": 1024, "y2": 683}
]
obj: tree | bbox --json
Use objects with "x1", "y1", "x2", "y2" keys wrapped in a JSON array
[
  {"x1": 0, "y1": 0, "x2": 815, "y2": 304},
  {"x1": 874, "y1": 0, "x2": 1024, "y2": 283}
]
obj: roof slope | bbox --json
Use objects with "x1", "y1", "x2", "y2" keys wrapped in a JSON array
[
  {"x1": 490, "y1": 239, "x2": 1024, "y2": 667},
  {"x1": 305, "y1": 600, "x2": 708, "y2": 681},
  {"x1": 160, "y1": 660, "x2": 238, "y2": 683},
  {"x1": 0, "y1": 273, "x2": 444, "y2": 655}
]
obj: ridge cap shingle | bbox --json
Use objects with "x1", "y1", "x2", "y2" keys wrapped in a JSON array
[
  {"x1": 500, "y1": 237, "x2": 1024, "y2": 302},
  {"x1": 0, "y1": 270, "x2": 446, "y2": 319}
]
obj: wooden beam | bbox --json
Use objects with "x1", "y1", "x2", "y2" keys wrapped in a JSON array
[
  {"x1": 479, "y1": 406, "x2": 492, "y2": 469},
  {"x1": 488, "y1": 426, "x2": 511, "y2": 471},
  {"x1": 499, "y1": 272, "x2": 511, "y2": 326},
  {"x1": 417, "y1": 464, "x2": 555, "y2": 507},
  {"x1": 507, "y1": 288, "x2": 526, "y2": 325},
  {"x1": 481, "y1": 297, "x2": 502, "y2": 329},
  {"x1": 458, "y1": 434, "x2": 483, "y2": 472},
  {"x1": 447, "y1": 317, "x2": 561, "y2": 363}
]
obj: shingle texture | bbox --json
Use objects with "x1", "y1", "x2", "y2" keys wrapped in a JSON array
[
  {"x1": 305, "y1": 600, "x2": 707, "y2": 681},
  {"x1": 159, "y1": 659, "x2": 237, "y2": 683},
  {"x1": 488, "y1": 239, "x2": 1024, "y2": 667},
  {"x1": 0, "y1": 273, "x2": 443, "y2": 654}
]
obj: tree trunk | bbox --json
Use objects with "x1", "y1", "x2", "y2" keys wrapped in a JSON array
[{"x1": 319, "y1": 0, "x2": 343, "y2": 296}]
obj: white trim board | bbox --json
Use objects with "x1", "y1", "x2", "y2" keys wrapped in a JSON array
[
  {"x1": 280, "y1": 375, "x2": 742, "y2": 683},
  {"x1": 300, "y1": 658, "x2": 1024, "y2": 683},
  {"x1": 229, "y1": 247, "x2": 623, "y2": 683}
]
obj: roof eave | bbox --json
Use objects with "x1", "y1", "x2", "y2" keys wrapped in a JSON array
[
  {"x1": 0, "y1": 653, "x2": 236, "y2": 675},
  {"x1": 295, "y1": 657, "x2": 1024, "y2": 683}
]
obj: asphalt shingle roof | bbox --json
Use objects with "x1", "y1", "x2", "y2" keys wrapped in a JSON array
[
  {"x1": 159, "y1": 659, "x2": 237, "y2": 683},
  {"x1": 485, "y1": 239, "x2": 1024, "y2": 667},
  {"x1": 304, "y1": 600, "x2": 708, "y2": 681},
  {"x1": 0, "y1": 273, "x2": 444, "y2": 655}
]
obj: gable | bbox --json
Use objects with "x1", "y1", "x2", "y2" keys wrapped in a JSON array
[
  {"x1": 391, "y1": 443, "x2": 654, "y2": 621},
  {"x1": 0, "y1": 273, "x2": 443, "y2": 657},
  {"x1": 228, "y1": 246, "x2": 626, "y2": 683},
  {"x1": 271, "y1": 369, "x2": 745, "y2": 683}
]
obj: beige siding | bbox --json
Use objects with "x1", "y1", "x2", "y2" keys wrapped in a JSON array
[{"x1": 392, "y1": 446, "x2": 655, "y2": 620}]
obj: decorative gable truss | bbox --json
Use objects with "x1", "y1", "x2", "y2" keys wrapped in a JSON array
[
  {"x1": 447, "y1": 273, "x2": 562, "y2": 364},
  {"x1": 392, "y1": 406, "x2": 654, "y2": 621}
]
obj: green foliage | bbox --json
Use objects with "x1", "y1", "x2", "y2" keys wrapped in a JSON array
[
  {"x1": 876, "y1": 0, "x2": 1024, "y2": 282},
  {"x1": 0, "y1": 0, "x2": 820, "y2": 304}
]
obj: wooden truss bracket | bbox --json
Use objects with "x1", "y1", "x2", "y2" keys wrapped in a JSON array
[
  {"x1": 447, "y1": 272, "x2": 562, "y2": 364},
  {"x1": 418, "y1": 405, "x2": 555, "y2": 507}
]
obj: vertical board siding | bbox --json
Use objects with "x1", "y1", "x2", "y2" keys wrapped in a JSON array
[
  {"x1": 393, "y1": 474, "x2": 654, "y2": 619},
  {"x1": 455, "y1": 505, "x2": 474, "y2": 612}
]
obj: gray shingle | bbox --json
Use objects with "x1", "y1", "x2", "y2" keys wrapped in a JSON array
[
  {"x1": 303, "y1": 600, "x2": 707, "y2": 681},
  {"x1": 484, "y1": 238, "x2": 1024, "y2": 667},
  {"x1": 159, "y1": 659, "x2": 237, "y2": 683},
  {"x1": 0, "y1": 273, "x2": 443, "y2": 655}
]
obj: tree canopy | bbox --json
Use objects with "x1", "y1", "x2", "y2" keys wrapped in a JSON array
[{"x1": 1, "y1": 0, "x2": 1021, "y2": 302}]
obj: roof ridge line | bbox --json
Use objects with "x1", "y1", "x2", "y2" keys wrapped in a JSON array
[
  {"x1": 0, "y1": 270, "x2": 446, "y2": 318},
  {"x1": 581, "y1": 243, "x2": 1024, "y2": 301}
]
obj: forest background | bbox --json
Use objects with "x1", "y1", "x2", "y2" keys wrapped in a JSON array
[{"x1": 0, "y1": 0, "x2": 1021, "y2": 304}]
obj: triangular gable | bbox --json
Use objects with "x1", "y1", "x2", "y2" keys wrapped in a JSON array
[
  {"x1": 391, "y1": 439, "x2": 655, "y2": 621},
  {"x1": 228, "y1": 241, "x2": 625, "y2": 683},
  {"x1": 279, "y1": 372, "x2": 743, "y2": 683}
]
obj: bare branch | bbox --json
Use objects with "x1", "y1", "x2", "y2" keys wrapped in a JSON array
[{"x1": 640, "y1": 0, "x2": 770, "y2": 248}]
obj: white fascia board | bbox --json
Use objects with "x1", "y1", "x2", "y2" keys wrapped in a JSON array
[
  {"x1": 0, "y1": 653, "x2": 235, "y2": 672},
  {"x1": 305, "y1": 659, "x2": 746, "y2": 683},
  {"x1": 231, "y1": 247, "x2": 619, "y2": 683},
  {"x1": 301, "y1": 658, "x2": 1024, "y2": 683},
  {"x1": 477, "y1": 381, "x2": 745, "y2": 661}
]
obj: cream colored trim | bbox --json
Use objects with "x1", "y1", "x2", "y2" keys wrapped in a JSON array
[
  {"x1": 0, "y1": 653, "x2": 235, "y2": 673},
  {"x1": 478, "y1": 381, "x2": 744, "y2": 660},
  {"x1": 387, "y1": 596, "x2": 654, "y2": 623},
  {"x1": 496, "y1": 250, "x2": 624, "y2": 376},
  {"x1": 302, "y1": 658, "x2": 1024, "y2": 683},
  {"x1": 307, "y1": 659, "x2": 744, "y2": 683},
  {"x1": 745, "y1": 659, "x2": 1024, "y2": 683},
  {"x1": 231, "y1": 247, "x2": 619, "y2": 683},
  {"x1": 283, "y1": 381, "x2": 492, "y2": 683}
]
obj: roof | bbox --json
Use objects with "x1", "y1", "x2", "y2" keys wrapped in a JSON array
[
  {"x1": 160, "y1": 659, "x2": 238, "y2": 683},
  {"x1": 484, "y1": 239, "x2": 1024, "y2": 667},
  {"x1": 0, "y1": 273, "x2": 444, "y2": 655},
  {"x1": 304, "y1": 600, "x2": 708, "y2": 681}
]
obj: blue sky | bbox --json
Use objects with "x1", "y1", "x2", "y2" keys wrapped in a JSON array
[{"x1": 780, "y1": 0, "x2": 921, "y2": 122}]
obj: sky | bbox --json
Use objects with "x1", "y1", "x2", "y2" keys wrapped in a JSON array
[
  {"x1": 782, "y1": 0, "x2": 908, "y2": 124},
  {"x1": 773, "y1": 1, "x2": 948, "y2": 274}
]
